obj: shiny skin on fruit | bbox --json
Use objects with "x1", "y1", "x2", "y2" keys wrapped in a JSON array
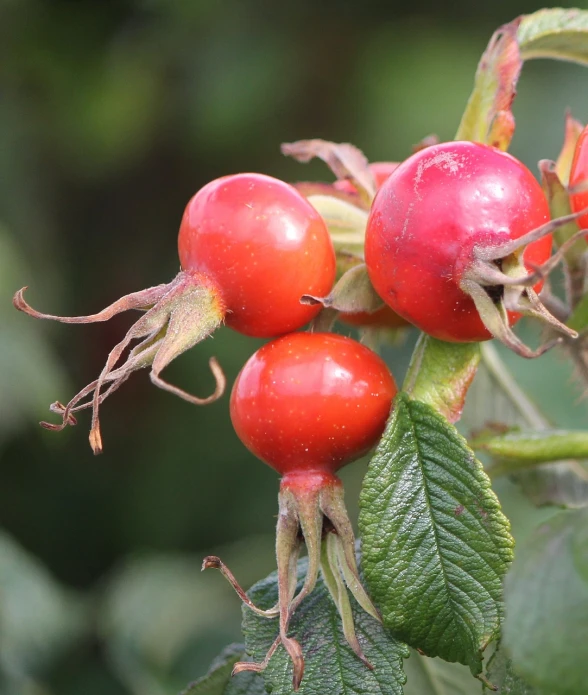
[
  {"x1": 365, "y1": 141, "x2": 552, "y2": 343},
  {"x1": 178, "y1": 173, "x2": 336, "y2": 338},
  {"x1": 230, "y1": 332, "x2": 397, "y2": 475}
]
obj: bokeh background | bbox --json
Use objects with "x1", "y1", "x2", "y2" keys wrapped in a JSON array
[{"x1": 2, "y1": 1, "x2": 588, "y2": 693}]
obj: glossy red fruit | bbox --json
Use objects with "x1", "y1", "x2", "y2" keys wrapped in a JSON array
[
  {"x1": 211, "y1": 332, "x2": 396, "y2": 688},
  {"x1": 334, "y1": 161, "x2": 399, "y2": 194},
  {"x1": 179, "y1": 173, "x2": 336, "y2": 337},
  {"x1": 365, "y1": 141, "x2": 552, "y2": 345},
  {"x1": 230, "y1": 332, "x2": 396, "y2": 476},
  {"x1": 569, "y1": 124, "x2": 588, "y2": 230},
  {"x1": 14, "y1": 173, "x2": 336, "y2": 453}
]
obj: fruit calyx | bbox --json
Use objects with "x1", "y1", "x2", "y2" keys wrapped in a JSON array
[
  {"x1": 202, "y1": 470, "x2": 380, "y2": 690},
  {"x1": 459, "y1": 210, "x2": 587, "y2": 358},
  {"x1": 13, "y1": 269, "x2": 226, "y2": 453}
]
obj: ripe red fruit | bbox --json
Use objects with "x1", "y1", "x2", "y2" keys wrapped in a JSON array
[
  {"x1": 365, "y1": 141, "x2": 575, "y2": 357},
  {"x1": 230, "y1": 332, "x2": 396, "y2": 475},
  {"x1": 178, "y1": 174, "x2": 336, "y2": 337},
  {"x1": 206, "y1": 332, "x2": 396, "y2": 688},
  {"x1": 569, "y1": 124, "x2": 588, "y2": 230},
  {"x1": 13, "y1": 173, "x2": 336, "y2": 452}
]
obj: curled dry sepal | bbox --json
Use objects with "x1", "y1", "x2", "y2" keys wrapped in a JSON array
[
  {"x1": 12, "y1": 172, "x2": 337, "y2": 453},
  {"x1": 13, "y1": 272, "x2": 226, "y2": 454},
  {"x1": 203, "y1": 472, "x2": 381, "y2": 690}
]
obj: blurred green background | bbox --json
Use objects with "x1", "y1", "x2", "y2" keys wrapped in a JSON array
[{"x1": 2, "y1": 1, "x2": 588, "y2": 693}]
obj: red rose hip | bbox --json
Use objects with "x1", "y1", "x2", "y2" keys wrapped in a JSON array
[
  {"x1": 365, "y1": 141, "x2": 576, "y2": 356},
  {"x1": 206, "y1": 333, "x2": 396, "y2": 689},
  {"x1": 14, "y1": 173, "x2": 336, "y2": 452}
]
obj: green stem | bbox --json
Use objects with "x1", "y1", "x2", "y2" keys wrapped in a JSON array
[{"x1": 472, "y1": 430, "x2": 588, "y2": 477}]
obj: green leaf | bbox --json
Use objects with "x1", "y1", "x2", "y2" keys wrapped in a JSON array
[
  {"x1": 503, "y1": 509, "x2": 588, "y2": 695},
  {"x1": 471, "y1": 430, "x2": 588, "y2": 470},
  {"x1": 224, "y1": 669, "x2": 266, "y2": 695},
  {"x1": 461, "y1": 343, "x2": 588, "y2": 509},
  {"x1": 403, "y1": 334, "x2": 481, "y2": 424},
  {"x1": 403, "y1": 649, "x2": 479, "y2": 695},
  {"x1": 517, "y1": 9, "x2": 588, "y2": 64},
  {"x1": 180, "y1": 645, "x2": 244, "y2": 695},
  {"x1": 359, "y1": 394, "x2": 514, "y2": 675},
  {"x1": 180, "y1": 644, "x2": 266, "y2": 695},
  {"x1": 455, "y1": 19, "x2": 520, "y2": 147},
  {"x1": 485, "y1": 644, "x2": 544, "y2": 695},
  {"x1": 456, "y1": 9, "x2": 588, "y2": 149},
  {"x1": 242, "y1": 556, "x2": 409, "y2": 695}
]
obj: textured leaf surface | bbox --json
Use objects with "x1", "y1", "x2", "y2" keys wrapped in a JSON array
[
  {"x1": 503, "y1": 509, "x2": 588, "y2": 695},
  {"x1": 403, "y1": 335, "x2": 480, "y2": 424},
  {"x1": 242, "y1": 557, "x2": 408, "y2": 695},
  {"x1": 359, "y1": 394, "x2": 514, "y2": 674},
  {"x1": 403, "y1": 649, "x2": 478, "y2": 695},
  {"x1": 518, "y1": 8, "x2": 588, "y2": 63}
]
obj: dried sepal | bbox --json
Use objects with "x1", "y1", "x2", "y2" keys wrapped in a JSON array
[
  {"x1": 293, "y1": 182, "x2": 370, "y2": 211},
  {"x1": 282, "y1": 139, "x2": 376, "y2": 205},
  {"x1": 13, "y1": 270, "x2": 226, "y2": 453},
  {"x1": 458, "y1": 208, "x2": 588, "y2": 357},
  {"x1": 302, "y1": 264, "x2": 383, "y2": 315},
  {"x1": 203, "y1": 472, "x2": 380, "y2": 690}
]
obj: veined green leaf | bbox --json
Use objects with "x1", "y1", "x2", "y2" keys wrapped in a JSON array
[
  {"x1": 359, "y1": 394, "x2": 514, "y2": 675},
  {"x1": 242, "y1": 556, "x2": 408, "y2": 695}
]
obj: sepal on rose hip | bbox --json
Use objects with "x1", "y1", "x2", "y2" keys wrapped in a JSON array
[
  {"x1": 203, "y1": 471, "x2": 380, "y2": 690},
  {"x1": 282, "y1": 139, "x2": 377, "y2": 205},
  {"x1": 13, "y1": 172, "x2": 337, "y2": 453},
  {"x1": 364, "y1": 140, "x2": 587, "y2": 358},
  {"x1": 13, "y1": 270, "x2": 226, "y2": 454},
  {"x1": 458, "y1": 209, "x2": 588, "y2": 357}
]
